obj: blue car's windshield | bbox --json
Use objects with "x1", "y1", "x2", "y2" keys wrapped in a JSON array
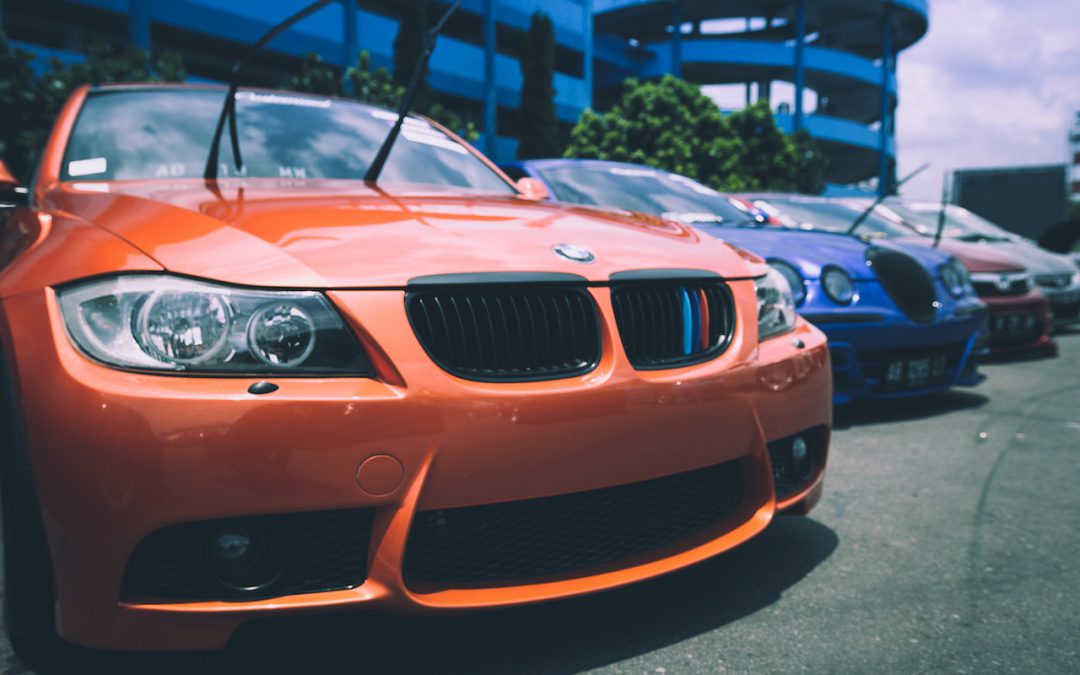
[
  {"x1": 61, "y1": 88, "x2": 515, "y2": 193},
  {"x1": 531, "y1": 164, "x2": 754, "y2": 224},
  {"x1": 751, "y1": 197, "x2": 913, "y2": 238}
]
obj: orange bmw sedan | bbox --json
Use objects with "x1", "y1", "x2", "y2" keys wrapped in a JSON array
[{"x1": 0, "y1": 84, "x2": 831, "y2": 651}]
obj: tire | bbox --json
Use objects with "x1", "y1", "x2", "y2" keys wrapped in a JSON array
[{"x1": 0, "y1": 356, "x2": 58, "y2": 660}]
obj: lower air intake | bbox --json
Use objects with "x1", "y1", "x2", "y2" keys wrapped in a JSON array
[{"x1": 403, "y1": 460, "x2": 744, "y2": 585}]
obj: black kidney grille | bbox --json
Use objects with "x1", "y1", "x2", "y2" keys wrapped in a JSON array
[
  {"x1": 122, "y1": 508, "x2": 375, "y2": 602},
  {"x1": 407, "y1": 286, "x2": 601, "y2": 381},
  {"x1": 403, "y1": 460, "x2": 744, "y2": 585},
  {"x1": 611, "y1": 282, "x2": 735, "y2": 369},
  {"x1": 867, "y1": 248, "x2": 938, "y2": 324}
]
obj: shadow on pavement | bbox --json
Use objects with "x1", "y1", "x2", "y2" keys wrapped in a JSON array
[
  {"x1": 19, "y1": 517, "x2": 838, "y2": 675},
  {"x1": 833, "y1": 390, "x2": 990, "y2": 429}
]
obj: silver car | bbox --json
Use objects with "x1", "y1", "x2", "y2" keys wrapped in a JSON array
[{"x1": 877, "y1": 200, "x2": 1080, "y2": 329}]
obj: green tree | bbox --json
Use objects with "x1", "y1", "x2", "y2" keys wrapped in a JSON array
[
  {"x1": 0, "y1": 36, "x2": 184, "y2": 183},
  {"x1": 724, "y1": 101, "x2": 797, "y2": 191},
  {"x1": 565, "y1": 76, "x2": 830, "y2": 194},
  {"x1": 516, "y1": 12, "x2": 560, "y2": 159},
  {"x1": 564, "y1": 75, "x2": 745, "y2": 190},
  {"x1": 0, "y1": 34, "x2": 44, "y2": 182},
  {"x1": 392, "y1": 0, "x2": 428, "y2": 100},
  {"x1": 791, "y1": 128, "x2": 829, "y2": 195}
]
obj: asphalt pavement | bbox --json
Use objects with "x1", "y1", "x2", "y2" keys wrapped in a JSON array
[{"x1": 3, "y1": 333, "x2": 1079, "y2": 674}]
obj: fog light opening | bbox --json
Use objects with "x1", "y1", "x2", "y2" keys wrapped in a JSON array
[
  {"x1": 207, "y1": 523, "x2": 283, "y2": 593},
  {"x1": 791, "y1": 435, "x2": 813, "y2": 481}
]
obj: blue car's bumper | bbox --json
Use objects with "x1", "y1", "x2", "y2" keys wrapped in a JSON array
[{"x1": 800, "y1": 282, "x2": 989, "y2": 405}]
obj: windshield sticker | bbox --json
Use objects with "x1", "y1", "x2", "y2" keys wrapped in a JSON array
[
  {"x1": 663, "y1": 212, "x2": 724, "y2": 224},
  {"x1": 68, "y1": 157, "x2": 107, "y2": 177},
  {"x1": 235, "y1": 91, "x2": 331, "y2": 109},
  {"x1": 609, "y1": 167, "x2": 656, "y2": 177}
]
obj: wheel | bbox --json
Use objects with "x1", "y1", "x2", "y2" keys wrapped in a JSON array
[{"x1": 0, "y1": 359, "x2": 58, "y2": 659}]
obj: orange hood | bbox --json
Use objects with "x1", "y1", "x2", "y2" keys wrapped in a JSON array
[{"x1": 47, "y1": 179, "x2": 755, "y2": 288}]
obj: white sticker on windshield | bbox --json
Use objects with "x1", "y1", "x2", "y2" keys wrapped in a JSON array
[
  {"x1": 235, "y1": 91, "x2": 331, "y2": 109},
  {"x1": 68, "y1": 157, "x2": 107, "y2": 177},
  {"x1": 609, "y1": 167, "x2": 656, "y2": 177}
]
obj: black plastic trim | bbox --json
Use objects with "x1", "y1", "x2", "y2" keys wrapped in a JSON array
[
  {"x1": 609, "y1": 269, "x2": 721, "y2": 282},
  {"x1": 407, "y1": 272, "x2": 589, "y2": 287}
]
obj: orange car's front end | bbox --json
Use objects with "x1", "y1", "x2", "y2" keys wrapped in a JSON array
[{"x1": 0, "y1": 85, "x2": 831, "y2": 650}]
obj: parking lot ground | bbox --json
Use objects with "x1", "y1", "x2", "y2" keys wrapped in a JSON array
[{"x1": 3, "y1": 333, "x2": 1079, "y2": 674}]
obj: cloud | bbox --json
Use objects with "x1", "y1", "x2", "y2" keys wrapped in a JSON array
[{"x1": 896, "y1": 0, "x2": 1080, "y2": 199}]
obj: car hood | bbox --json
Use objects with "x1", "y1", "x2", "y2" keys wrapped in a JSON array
[
  {"x1": 697, "y1": 226, "x2": 952, "y2": 280},
  {"x1": 964, "y1": 239, "x2": 1078, "y2": 276},
  {"x1": 920, "y1": 238, "x2": 1025, "y2": 273},
  {"x1": 46, "y1": 180, "x2": 754, "y2": 288}
]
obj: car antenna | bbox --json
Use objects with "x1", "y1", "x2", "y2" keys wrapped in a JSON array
[
  {"x1": 203, "y1": 0, "x2": 336, "y2": 181},
  {"x1": 933, "y1": 170, "x2": 949, "y2": 248},
  {"x1": 364, "y1": 0, "x2": 464, "y2": 184},
  {"x1": 846, "y1": 162, "x2": 929, "y2": 235}
]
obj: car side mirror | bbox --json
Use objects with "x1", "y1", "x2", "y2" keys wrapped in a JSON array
[
  {"x1": 0, "y1": 160, "x2": 29, "y2": 208},
  {"x1": 516, "y1": 177, "x2": 550, "y2": 202}
]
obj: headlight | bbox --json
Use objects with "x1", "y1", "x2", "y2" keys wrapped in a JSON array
[
  {"x1": 756, "y1": 267, "x2": 797, "y2": 341},
  {"x1": 821, "y1": 266, "x2": 855, "y2": 305},
  {"x1": 939, "y1": 259, "x2": 970, "y2": 298},
  {"x1": 768, "y1": 260, "x2": 806, "y2": 305},
  {"x1": 57, "y1": 275, "x2": 372, "y2": 375}
]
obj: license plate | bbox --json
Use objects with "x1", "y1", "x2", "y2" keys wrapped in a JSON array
[{"x1": 907, "y1": 358, "x2": 931, "y2": 382}]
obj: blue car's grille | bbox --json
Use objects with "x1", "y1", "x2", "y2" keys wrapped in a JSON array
[
  {"x1": 611, "y1": 281, "x2": 735, "y2": 369},
  {"x1": 867, "y1": 248, "x2": 938, "y2": 324}
]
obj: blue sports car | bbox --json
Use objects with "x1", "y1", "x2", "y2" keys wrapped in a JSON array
[{"x1": 502, "y1": 159, "x2": 989, "y2": 404}]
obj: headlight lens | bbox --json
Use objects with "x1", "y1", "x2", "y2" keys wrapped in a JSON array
[
  {"x1": 939, "y1": 259, "x2": 971, "y2": 298},
  {"x1": 768, "y1": 260, "x2": 806, "y2": 305},
  {"x1": 821, "y1": 266, "x2": 855, "y2": 305},
  {"x1": 756, "y1": 267, "x2": 798, "y2": 340},
  {"x1": 58, "y1": 275, "x2": 372, "y2": 375}
]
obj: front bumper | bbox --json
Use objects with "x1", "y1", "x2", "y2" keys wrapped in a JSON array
[
  {"x1": 4, "y1": 284, "x2": 831, "y2": 650},
  {"x1": 981, "y1": 290, "x2": 1056, "y2": 356},
  {"x1": 807, "y1": 309, "x2": 986, "y2": 404},
  {"x1": 1040, "y1": 284, "x2": 1080, "y2": 329}
]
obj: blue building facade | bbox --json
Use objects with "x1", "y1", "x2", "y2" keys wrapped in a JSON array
[{"x1": 2, "y1": 0, "x2": 927, "y2": 193}]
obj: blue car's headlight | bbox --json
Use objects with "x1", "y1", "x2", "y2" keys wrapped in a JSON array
[
  {"x1": 57, "y1": 275, "x2": 372, "y2": 375},
  {"x1": 769, "y1": 260, "x2": 806, "y2": 306},
  {"x1": 821, "y1": 266, "x2": 855, "y2": 305},
  {"x1": 939, "y1": 259, "x2": 971, "y2": 298},
  {"x1": 756, "y1": 267, "x2": 797, "y2": 341}
]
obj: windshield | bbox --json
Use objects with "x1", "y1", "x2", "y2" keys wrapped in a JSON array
[
  {"x1": 531, "y1": 164, "x2": 753, "y2": 224},
  {"x1": 881, "y1": 202, "x2": 1014, "y2": 242},
  {"x1": 751, "y1": 197, "x2": 913, "y2": 238},
  {"x1": 61, "y1": 88, "x2": 515, "y2": 193}
]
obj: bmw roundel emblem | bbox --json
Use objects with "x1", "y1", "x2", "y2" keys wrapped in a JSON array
[{"x1": 553, "y1": 243, "x2": 596, "y2": 264}]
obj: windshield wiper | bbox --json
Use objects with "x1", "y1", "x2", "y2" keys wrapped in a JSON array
[
  {"x1": 364, "y1": 0, "x2": 462, "y2": 183},
  {"x1": 846, "y1": 163, "x2": 929, "y2": 235},
  {"x1": 203, "y1": 0, "x2": 336, "y2": 181}
]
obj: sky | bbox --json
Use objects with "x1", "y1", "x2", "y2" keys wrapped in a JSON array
[{"x1": 896, "y1": 0, "x2": 1080, "y2": 199}]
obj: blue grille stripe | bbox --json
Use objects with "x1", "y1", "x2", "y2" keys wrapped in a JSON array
[
  {"x1": 680, "y1": 288, "x2": 694, "y2": 355},
  {"x1": 688, "y1": 287, "x2": 702, "y2": 353}
]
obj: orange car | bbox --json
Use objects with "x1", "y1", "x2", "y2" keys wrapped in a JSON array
[{"x1": 0, "y1": 83, "x2": 831, "y2": 652}]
